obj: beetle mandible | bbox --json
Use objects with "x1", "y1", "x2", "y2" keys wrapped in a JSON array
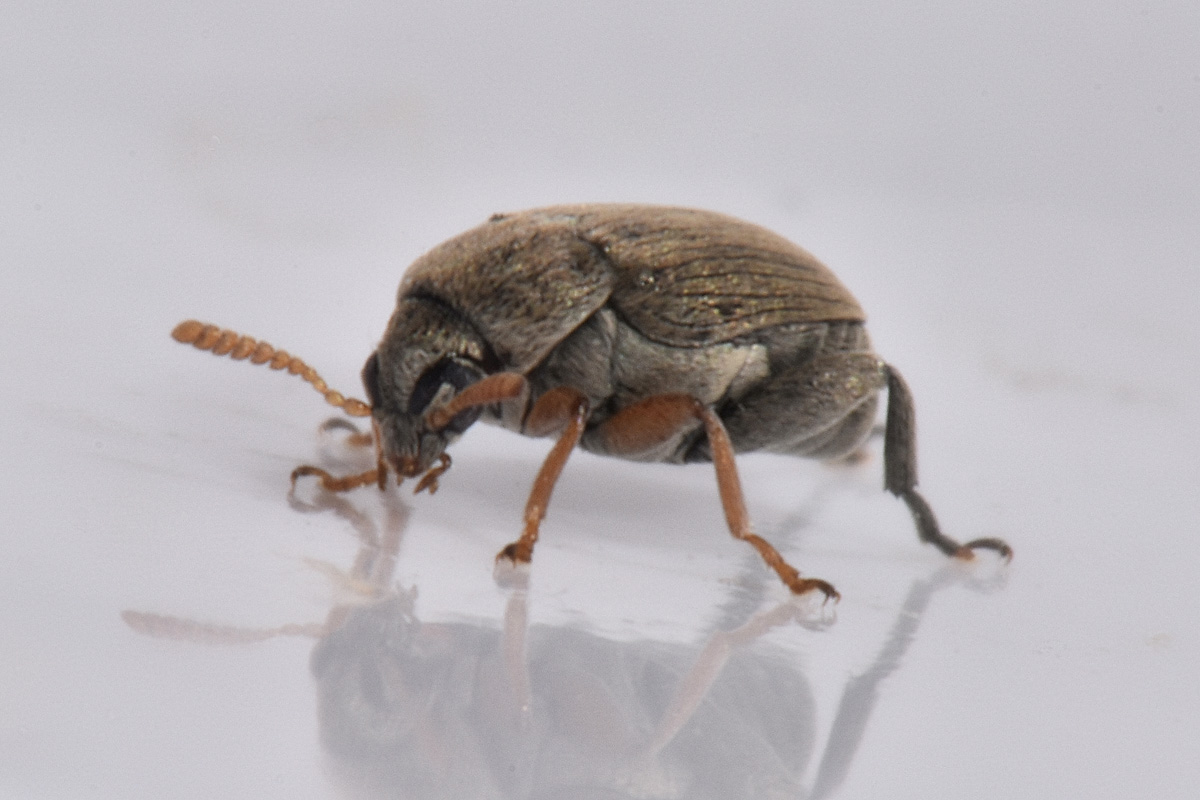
[{"x1": 174, "y1": 204, "x2": 1011, "y2": 600}]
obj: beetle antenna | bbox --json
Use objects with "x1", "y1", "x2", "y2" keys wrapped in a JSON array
[{"x1": 171, "y1": 320, "x2": 372, "y2": 417}]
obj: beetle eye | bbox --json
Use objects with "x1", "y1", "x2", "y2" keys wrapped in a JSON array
[
  {"x1": 361, "y1": 352, "x2": 381, "y2": 408},
  {"x1": 408, "y1": 358, "x2": 484, "y2": 421}
]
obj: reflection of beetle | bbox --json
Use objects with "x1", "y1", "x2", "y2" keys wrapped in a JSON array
[
  {"x1": 310, "y1": 594, "x2": 819, "y2": 800},
  {"x1": 309, "y1": 572, "x2": 963, "y2": 800},
  {"x1": 174, "y1": 204, "x2": 1010, "y2": 599},
  {"x1": 124, "y1": 472, "x2": 991, "y2": 799}
]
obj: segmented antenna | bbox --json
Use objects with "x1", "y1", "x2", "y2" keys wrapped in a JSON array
[{"x1": 171, "y1": 319, "x2": 371, "y2": 417}]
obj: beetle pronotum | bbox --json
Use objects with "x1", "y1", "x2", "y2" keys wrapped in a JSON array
[{"x1": 174, "y1": 204, "x2": 1011, "y2": 600}]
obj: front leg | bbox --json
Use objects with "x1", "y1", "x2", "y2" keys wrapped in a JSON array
[
  {"x1": 595, "y1": 394, "x2": 839, "y2": 601},
  {"x1": 418, "y1": 373, "x2": 591, "y2": 568},
  {"x1": 496, "y1": 386, "x2": 591, "y2": 565}
]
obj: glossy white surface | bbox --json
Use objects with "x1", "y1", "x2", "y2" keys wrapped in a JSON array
[{"x1": 3, "y1": 2, "x2": 1198, "y2": 797}]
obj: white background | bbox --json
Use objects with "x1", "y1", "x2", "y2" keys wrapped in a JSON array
[{"x1": 2, "y1": 2, "x2": 1198, "y2": 798}]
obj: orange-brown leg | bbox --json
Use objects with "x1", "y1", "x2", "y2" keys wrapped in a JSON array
[
  {"x1": 291, "y1": 464, "x2": 381, "y2": 493},
  {"x1": 412, "y1": 453, "x2": 452, "y2": 495},
  {"x1": 496, "y1": 387, "x2": 591, "y2": 565},
  {"x1": 318, "y1": 418, "x2": 375, "y2": 449},
  {"x1": 425, "y1": 372, "x2": 527, "y2": 431},
  {"x1": 597, "y1": 394, "x2": 839, "y2": 601},
  {"x1": 292, "y1": 419, "x2": 391, "y2": 493}
]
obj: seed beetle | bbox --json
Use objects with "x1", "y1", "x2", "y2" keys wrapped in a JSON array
[{"x1": 174, "y1": 204, "x2": 1011, "y2": 600}]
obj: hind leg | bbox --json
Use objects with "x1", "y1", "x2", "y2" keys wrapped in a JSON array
[
  {"x1": 883, "y1": 365, "x2": 1012, "y2": 560},
  {"x1": 705, "y1": 350, "x2": 1013, "y2": 561},
  {"x1": 590, "y1": 394, "x2": 838, "y2": 600}
]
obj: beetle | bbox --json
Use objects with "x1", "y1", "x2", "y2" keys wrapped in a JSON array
[{"x1": 174, "y1": 204, "x2": 1011, "y2": 600}]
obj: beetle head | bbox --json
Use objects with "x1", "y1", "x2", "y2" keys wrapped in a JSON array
[{"x1": 363, "y1": 298, "x2": 491, "y2": 480}]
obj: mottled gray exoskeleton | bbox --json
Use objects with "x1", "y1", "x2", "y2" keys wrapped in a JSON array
[{"x1": 176, "y1": 204, "x2": 1011, "y2": 600}]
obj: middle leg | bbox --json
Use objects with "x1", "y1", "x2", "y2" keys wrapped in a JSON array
[{"x1": 594, "y1": 394, "x2": 838, "y2": 600}]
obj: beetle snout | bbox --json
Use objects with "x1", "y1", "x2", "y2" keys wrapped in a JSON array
[
  {"x1": 374, "y1": 410, "x2": 449, "y2": 480},
  {"x1": 392, "y1": 454, "x2": 422, "y2": 479}
]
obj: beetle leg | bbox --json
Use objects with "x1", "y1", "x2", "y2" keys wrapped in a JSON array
[
  {"x1": 290, "y1": 465, "x2": 381, "y2": 493},
  {"x1": 413, "y1": 453, "x2": 452, "y2": 495},
  {"x1": 496, "y1": 387, "x2": 591, "y2": 565},
  {"x1": 318, "y1": 418, "x2": 375, "y2": 449},
  {"x1": 884, "y1": 365, "x2": 1013, "y2": 561},
  {"x1": 597, "y1": 394, "x2": 839, "y2": 601},
  {"x1": 291, "y1": 419, "x2": 392, "y2": 493},
  {"x1": 425, "y1": 372, "x2": 527, "y2": 431}
]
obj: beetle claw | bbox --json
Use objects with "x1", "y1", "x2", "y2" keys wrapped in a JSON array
[
  {"x1": 496, "y1": 541, "x2": 533, "y2": 565},
  {"x1": 958, "y1": 537, "x2": 1014, "y2": 563},
  {"x1": 787, "y1": 577, "x2": 840, "y2": 604},
  {"x1": 411, "y1": 453, "x2": 452, "y2": 496}
]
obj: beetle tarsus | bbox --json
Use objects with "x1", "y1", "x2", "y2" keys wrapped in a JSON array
[
  {"x1": 412, "y1": 453, "x2": 452, "y2": 495},
  {"x1": 318, "y1": 418, "x2": 374, "y2": 448},
  {"x1": 496, "y1": 539, "x2": 533, "y2": 564},
  {"x1": 897, "y1": 488, "x2": 960, "y2": 555},
  {"x1": 291, "y1": 464, "x2": 379, "y2": 493},
  {"x1": 492, "y1": 518, "x2": 543, "y2": 569},
  {"x1": 897, "y1": 488, "x2": 1012, "y2": 562},
  {"x1": 958, "y1": 537, "x2": 1014, "y2": 562},
  {"x1": 787, "y1": 577, "x2": 841, "y2": 603}
]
